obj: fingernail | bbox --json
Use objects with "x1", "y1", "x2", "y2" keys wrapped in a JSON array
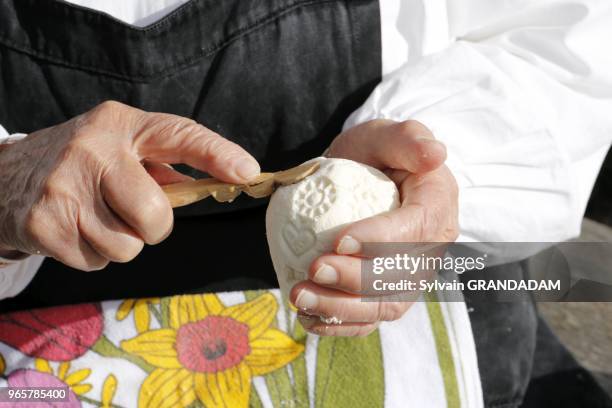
[
  {"x1": 337, "y1": 236, "x2": 361, "y2": 255},
  {"x1": 415, "y1": 135, "x2": 434, "y2": 142},
  {"x1": 313, "y1": 264, "x2": 338, "y2": 285},
  {"x1": 295, "y1": 289, "x2": 318, "y2": 311},
  {"x1": 298, "y1": 314, "x2": 318, "y2": 329},
  {"x1": 416, "y1": 137, "x2": 446, "y2": 152},
  {"x1": 236, "y1": 160, "x2": 260, "y2": 181}
]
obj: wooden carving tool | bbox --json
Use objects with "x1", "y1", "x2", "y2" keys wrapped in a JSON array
[{"x1": 162, "y1": 161, "x2": 320, "y2": 208}]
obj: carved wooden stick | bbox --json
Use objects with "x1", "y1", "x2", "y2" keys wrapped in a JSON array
[{"x1": 162, "y1": 162, "x2": 319, "y2": 208}]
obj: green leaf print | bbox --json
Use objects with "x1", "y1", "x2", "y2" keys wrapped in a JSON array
[
  {"x1": 315, "y1": 330, "x2": 385, "y2": 407},
  {"x1": 292, "y1": 319, "x2": 309, "y2": 407},
  {"x1": 244, "y1": 290, "x2": 299, "y2": 408}
]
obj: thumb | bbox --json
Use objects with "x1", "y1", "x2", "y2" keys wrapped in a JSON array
[
  {"x1": 329, "y1": 120, "x2": 446, "y2": 173},
  {"x1": 131, "y1": 112, "x2": 260, "y2": 184},
  {"x1": 333, "y1": 206, "x2": 427, "y2": 256}
]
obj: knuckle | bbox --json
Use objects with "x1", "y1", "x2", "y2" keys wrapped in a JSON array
[
  {"x1": 396, "y1": 120, "x2": 431, "y2": 138},
  {"x1": 42, "y1": 174, "x2": 62, "y2": 194},
  {"x1": 83, "y1": 101, "x2": 132, "y2": 130},
  {"x1": 95, "y1": 100, "x2": 125, "y2": 117},
  {"x1": 86, "y1": 102, "x2": 115, "y2": 125}
]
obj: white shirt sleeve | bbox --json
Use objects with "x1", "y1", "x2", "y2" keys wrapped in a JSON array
[
  {"x1": 0, "y1": 125, "x2": 45, "y2": 299},
  {"x1": 346, "y1": 0, "x2": 612, "y2": 244},
  {"x1": 0, "y1": 124, "x2": 5, "y2": 138},
  {"x1": 0, "y1": 256, "x2": 45, "y2": 299}
]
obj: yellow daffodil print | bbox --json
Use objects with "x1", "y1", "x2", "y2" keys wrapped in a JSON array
[
  {"x1": 101, "y1": 374, "x2": 118, "y2": 408},
  {"x1": 35, "y1": 358, "x2": 93, "y2": 395},
  {"x1": 121, "y1": 293, "x2": 304, "y2": 408},
  {"x1": 116, "y1": 298, "x2": 160, "y2": 333}
]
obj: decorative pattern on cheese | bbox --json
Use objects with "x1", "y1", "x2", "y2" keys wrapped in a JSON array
[{"x1": 266, "y1": 158, "x2": 400, "y2": 299}]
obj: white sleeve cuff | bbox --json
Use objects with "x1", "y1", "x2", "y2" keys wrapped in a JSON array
[
  {"x1": 0, "y1": 124, "x2": 27, "y2": 143},
  {"x1": 0, "y1": 255, "x2": 45, "y2": 300},
  {"x1": 0, "y1": 133, "x2": 27, "y2": 144}
]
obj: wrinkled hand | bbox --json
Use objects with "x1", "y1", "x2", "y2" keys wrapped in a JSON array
[
  {"x1": 290, "y1": 120, "x2": 459, "y2": 336},
  {"x1": 0, "y1": 101, "x2": 260, "y2": 270}
]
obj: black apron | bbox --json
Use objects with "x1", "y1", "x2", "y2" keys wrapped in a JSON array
[
  {"x1": 0, "y1": 0, "x2": 382, "y2": 310},
  {"x1": 2, "y1": 2, "x2": 610, "y2": 406}
]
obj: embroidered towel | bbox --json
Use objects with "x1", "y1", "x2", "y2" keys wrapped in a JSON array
[{"x1": 0, "y1": 289, "x2": 482, "y2": 407}]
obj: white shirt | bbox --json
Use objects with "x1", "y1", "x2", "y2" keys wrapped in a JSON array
[{"x1": 1, "y1": 0, "x2": 611, "y2": 299}]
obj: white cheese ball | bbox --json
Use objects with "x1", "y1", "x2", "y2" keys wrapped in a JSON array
[{"x1": 266, "y1": 157, "x2": 400, "y2": 299}]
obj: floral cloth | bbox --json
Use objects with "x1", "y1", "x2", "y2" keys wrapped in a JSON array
[{"x1": 0, "y1": 289, "x2": 482, "y2": 407}]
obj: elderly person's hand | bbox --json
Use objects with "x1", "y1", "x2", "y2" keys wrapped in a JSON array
[
  {"x1": 0, "y1": 101, "x2": 260, "y2": 270},
  {"x1": 291, "y1": 119, "x2": 459, "y2": 336}
]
